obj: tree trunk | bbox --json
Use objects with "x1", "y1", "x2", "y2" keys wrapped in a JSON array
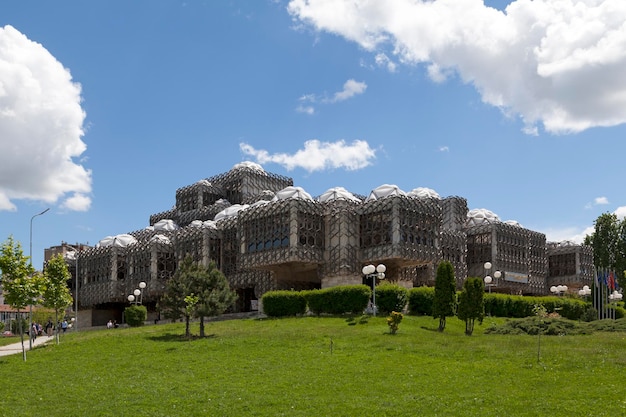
[
  {"x1": 55, "y1": 311, "x2": 60, "y2": 344},
  {"x1": 199, "y1": 316, "x2": 205, "y2": 338},
  {"x1": 465, "y1": 318, "x2": 474, "y2": 336},
  {"x1": 18, "y1": 311, "x2": 26, "y2": 362},
  {"x1": 438, "y1": 317, "x2": 446, "y2": 332},
  {"x1": 185, "y1": 315, "x2": 191, "y2": 339}
]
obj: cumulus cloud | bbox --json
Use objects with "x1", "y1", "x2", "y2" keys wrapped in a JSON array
[
  {"x1": 240, "y1": 139, "x2": 377, "y2": 172},
  {"x1": 288, "y1": 0, "x2": 626, "y2": 134},
  {"x1": 0, "y1": 25, "x2": 91, "y2": 211},
  {"x1": 615, "y1": 206, "x2": 626, "y2": 220}
]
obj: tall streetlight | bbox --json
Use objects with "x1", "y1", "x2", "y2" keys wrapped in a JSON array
[
  {"x1": 128, "y1": 282, "x2": 147, "y2": 305},
  {"x1": 483, "y1": 262, "x2": 501, "y2": 293},
  {"x1": 362, "y1": 264, "x2": 386, "y2": 316},
  {"x1": 28, "y1": 208, "x2": 50, "y2": 349},
  {"x1": 609, "y1": 290, "x2": 623, "y2": 320}
]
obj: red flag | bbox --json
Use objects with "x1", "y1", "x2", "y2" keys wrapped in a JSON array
[{"x1": 608, "y1": 272, "x2": 615, "y2": 290}]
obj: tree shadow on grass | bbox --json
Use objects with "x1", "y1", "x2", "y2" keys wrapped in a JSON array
[{"x1": 147, "y1": 333, "x2": 217, "y2": 343}]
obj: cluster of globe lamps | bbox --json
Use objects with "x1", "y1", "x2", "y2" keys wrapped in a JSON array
[{"x1": 128, "y1": 281, "x2": 147, "y2": 305}]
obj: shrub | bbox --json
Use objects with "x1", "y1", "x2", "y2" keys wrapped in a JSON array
[
  {"x1": 304, "y1": 285, "x2": 370, "y2": 315},
  {"x1": 262, "y1": 291, "x2": 307, "y2": 317},
  {"x1": 408, "y1": 286, "x2": 434, "y2": 316},
  {"x1": 375, "y1": 283, "x2": 408, "y2": 315},
  {"x1": 387, "y1": 311, "x2": 403, "y2": 334},
  {"x1": 124, "y1": 305, "x2": 147, "y2": 327}
]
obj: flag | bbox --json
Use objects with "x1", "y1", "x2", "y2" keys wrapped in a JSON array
[{"x1": 608, "y1": 272, "x2": 615, "y2": 290}]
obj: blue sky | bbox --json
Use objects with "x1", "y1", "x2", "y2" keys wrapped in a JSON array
[{"x1": 1, "y1": 0, "x2": 625, "y2": 269}]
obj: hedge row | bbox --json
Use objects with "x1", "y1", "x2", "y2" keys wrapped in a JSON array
[
  {"x1": 407, "y1": 286, "x2": 611, "y2": 321},
  {"x1": 262, "y1": 285, "x2": 619, "y2": 320},
  {"x1": 262, "y1": 285, "x2": 371, "y2": 317}
]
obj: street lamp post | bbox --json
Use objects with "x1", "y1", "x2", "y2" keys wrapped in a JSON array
[
  {"x1": 483, "y1": 262, "x2": 501, "y2": 293},
  {"x1": 362, "y1": 264, "x2": 386, "y2": 316},
  {"x1": 578, "y1": 285, "x2": 591, "y2": 298},
  {"x1": 28, "y1": 208, "x2": 50, "y2": 349},
  {"x1": 550, "y1": 285, "x2": 568, "y2": 296},
  {"x1": 128, "y1": 282, "x2": 147, "y2": 306},
  {"x1": 609, "y1": 291, "x2": 623, "y2": 320}
]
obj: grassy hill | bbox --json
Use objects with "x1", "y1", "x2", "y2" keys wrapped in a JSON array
[{"x1": 2, "y1": 315, "x2": 624, "y2": 416}]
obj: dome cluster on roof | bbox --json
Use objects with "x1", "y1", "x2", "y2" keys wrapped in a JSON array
[
  {"x1": 407, "y1": 187, "x2": 441, "y2": 200},
  {"x1": 97, "y1": 234, "x2": 138, "y2": 248},
  {"x1": 366, "y1": 184, "x2": 407, "y2": 202},
  {"x1": 318, "y1": 187, "x2": 361, "y2": 203},
  {"x1": 272, "y1": 186, "x2": 314, "y2": 201},
  {"x1": 466, "y1": 208, "x2": 500, "y2": 227},
  {"x1": 231, "y1": 161, "x2": 265, "y2": 173}
]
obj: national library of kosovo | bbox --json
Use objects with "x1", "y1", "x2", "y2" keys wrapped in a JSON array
[{"x1": 44, "y1": 161, "x2": 594, "y2": 326}]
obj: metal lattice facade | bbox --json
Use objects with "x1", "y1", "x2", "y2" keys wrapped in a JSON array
[{"x1": 62, "y1": 161, "x2": 593, "y2": 325}]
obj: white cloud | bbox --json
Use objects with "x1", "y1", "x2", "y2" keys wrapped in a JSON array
[
  {"x1": 595, "y1": 197, "x2": 609, "y2": 205},
  {"x1": 615, "y1": 206, "x2": 626, "y2": 220},
  {"x1": 375, "y1": 53, "x2": 397, "y2": 72},
  {"x1": 585, "y1": 196, "x2": 610, "y2": 209},
  {"x1": 61, "y1": 193, "x2": 91, "y2": 212},
  {"x1": 288, "y1": 0, "x2": 626, "y2": 134},
  {"x1": 543, "y1": 225, "x2": 594, "y2": 244},
  {"x1": 438, "y1": 146, "x2": 449, "y2": 152},
  {"x1": 296, "y1": 79, "x2": 366, "y2": 114},
  {"x1": 327, "y1": 79, "x2": 367, "y2": 103},
  {"x1": 296, "y1": 105, "x2": 315, "y2": 115},
  {"x1": 0, "y1": 25, "x2": 91, "y2": 212},
  {"x1": 240, "y1": 139, "x2": 377, "y2": 172}
]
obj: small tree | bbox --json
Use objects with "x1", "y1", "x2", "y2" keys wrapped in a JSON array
[
  {"x1": 42, "y1": 254, "x2": 73, "y2": 344},
  {"x1": 184, "y1": 294, "x2": 199, "y2": 339},
  {"x1": 190, "y1": 261, "x2": 237, "y2": 338},
  {"x1": 387, "y1": 311, "x2": 403, "y2": 335},
  {"x1": 457, "y1": 277, "x2": 485, "y2": 336},
  {"x1": 159, "y1": 256, "x2": 195, "y2": 338},
  {"x1": 0, "y1": 236, "x2": 38, "y2": 361},
  {"x1": 432, "y1": 261, "x2": 456, "y2": 332}
]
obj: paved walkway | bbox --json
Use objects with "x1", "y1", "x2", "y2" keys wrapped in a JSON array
[{"x1": 0, "y1": 335, "x2": 54, "y2": 357}]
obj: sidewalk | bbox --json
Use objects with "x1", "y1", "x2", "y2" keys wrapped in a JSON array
[{"x1": 0, "y1": 335, "x2": 54, "y2": 357}]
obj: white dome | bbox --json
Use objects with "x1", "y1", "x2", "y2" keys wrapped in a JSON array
[
  {"x1": 97, "y1": 234, "x2": 138, "y2": 248},
  {"x1": 231, "y1": 161, "x2": 265, "y2": 173},
  {"x1": 214, "y1": 204, "x2": 249, "y2": 221},
  {"x1": 195, "y1": 179, "x2": 212, "y2": 187},
  {"x1": 273, "y1": 186, "x2": 314, "y2": 201},
  {"x1": 407, "y1": 187, "x2": 441, "y2": 200},
  {"x1": 365, "y1": 184, "x2": 406, "y2": 202},
  {"x1": 203, "y1": 220, "x2": 218, "y2": 229},
  {"x1": 149, "y1": 234, "x2": 171, "y2": 245},
  {"x1": 189, "y1": 220, "x2": 204, "y2": 228},
  {"x1": 466, "y1": 208, "x2": 500, "y2": 226},
  {"x1": 318, "y1": 187, "x2": 360, "y2": 203},
  {"x1": 504, "y1": 220, "x2": 523, "y2": 228},
  {"x1": 153, "y1": 219, "x2": 179, "y2": 231}
]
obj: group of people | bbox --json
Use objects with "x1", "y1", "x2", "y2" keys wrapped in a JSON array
[
  {"x1": 106, "y1": 320, "x2": 119, "y2": 329},
  {"x1": 29, "y1": 319, "x2": 69, "y2": 341}
]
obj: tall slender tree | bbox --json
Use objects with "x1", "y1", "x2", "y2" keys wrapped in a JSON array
[
  {"x1": 0, "y1": 236, "x2": 38, "y2": 361},
  {"x1": 432, "y1": 261, "x2": 456, "y2": 332},
  {"x1": 584, "y1": 213, "x2": 626, "y2": 288},
  {"x1": 42, "y1": 254, "x2": 73, "y2": 344},
  {"x1": 457, "y1": 277, "x2": 485, "y2": 336}
]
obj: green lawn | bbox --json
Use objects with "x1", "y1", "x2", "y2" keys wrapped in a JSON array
[{"x1": 2, "y1": 315, "x2": 625, "y2": 417}]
